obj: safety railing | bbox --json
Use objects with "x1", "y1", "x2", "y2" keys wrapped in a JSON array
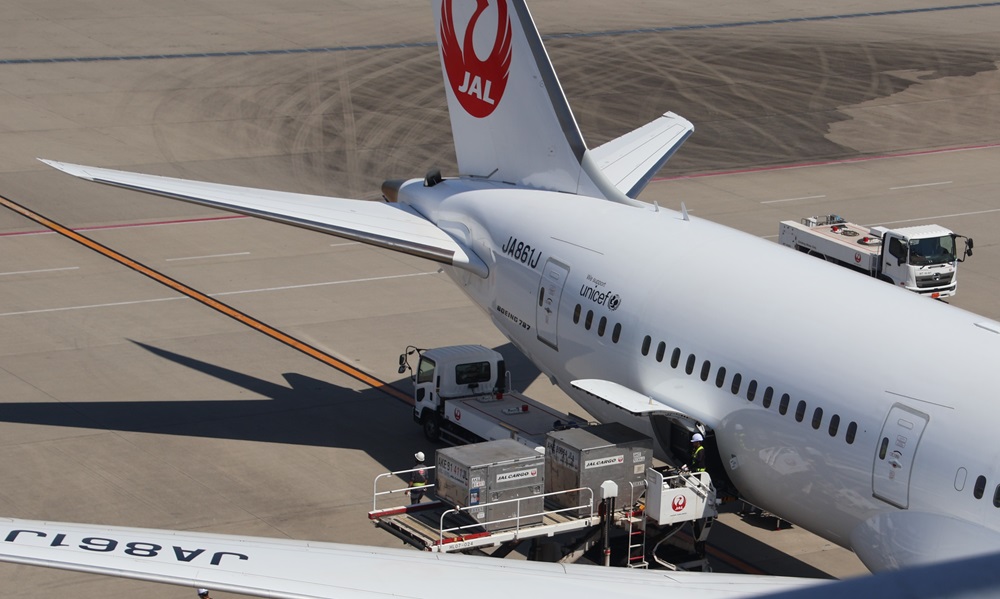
[
  {"x1": 372, "y1": 466, "x2": 438, "y2": 511},
  {"x1": 665, "y1": 470, "x2": 713, "y2": 501},
  {"x1": 436, "y1": 487, "x2": 596, "y2": 545}
]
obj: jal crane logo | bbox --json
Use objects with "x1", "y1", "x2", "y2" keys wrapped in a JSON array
[
  {"x1": 440, "y1": 0, "x2": 513, "y2": 118},
  {"x1": 671, "y1": 494, "x2": 687, "y2": 512}
]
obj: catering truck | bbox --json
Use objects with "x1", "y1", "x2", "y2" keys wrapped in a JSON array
[
  {"x1": 778, "y1": 214, "x2": 973, "y2": 298},
  {"x1": 399, "y1": 345, "x2": 587, "y2": 448}
]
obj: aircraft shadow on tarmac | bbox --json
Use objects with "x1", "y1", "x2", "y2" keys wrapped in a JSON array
[{"x1": 0, "y1": 340, "x2": 542, "y2": 471}]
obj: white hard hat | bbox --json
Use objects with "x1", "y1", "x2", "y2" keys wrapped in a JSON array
[
  {"x1": 415, "y1": 451, "x2": 425, "y2": 461},
  {"x1": 691, "y1": 433, "x2": 704, "y2": 443},
  {"x1": 197, "y1": 590, "x2": 209, "y2": 597}
]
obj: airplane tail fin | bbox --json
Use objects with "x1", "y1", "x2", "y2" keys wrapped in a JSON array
[{"x1": 434, "y1": 0, "x2": 689, "y2": 204}]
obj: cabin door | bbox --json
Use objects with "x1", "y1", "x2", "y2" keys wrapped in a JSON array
[
  {"x1": 872, "y1": 403, "x2": 929, "y2": 509},
  {"x1": 536, "y1": 258, "x2": 570, "y2": 350}
]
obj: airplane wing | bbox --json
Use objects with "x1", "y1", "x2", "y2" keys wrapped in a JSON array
[
  {"x1": 39, "y1": 160, "x2": 488, "y2": 277},
  {"x1": 0, "y1": 517, "x2": 821, "y2": 599},
  {"x1": 589, "y1": 112, "x2": 694, "y2": 199},
  {"x1": 572, "y1": 378, "x2": 719, "y2": 431}
]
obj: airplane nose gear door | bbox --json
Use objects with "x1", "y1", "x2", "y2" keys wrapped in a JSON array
[
  {"x1": 872, "y1": 403, "x2": 929, "y2": 509},
  {"x1": 536, "y1": 258, "x2": 569, "y2": 350}
]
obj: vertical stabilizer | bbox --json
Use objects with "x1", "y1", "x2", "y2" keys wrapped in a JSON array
[{"x1": 434, "y1": 0, "x2": 634, "y2": 203}]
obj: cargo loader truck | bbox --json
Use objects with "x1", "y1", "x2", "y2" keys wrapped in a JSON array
[
  {"x1": 778, "y1": 214, "x2": 973, "y2": 298},
  {"x1": 399, "y1": 345, "x2": 588, "y2": 449},
  {"x1": 388, "y1": 345, "x2": 719, "y2": 569}
]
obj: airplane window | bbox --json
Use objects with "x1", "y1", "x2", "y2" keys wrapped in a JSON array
[
  {"x1": 795, "y1": 400, "x2": 806, "y2": 422},
  {"x1": 779, "y1": 393, "x2": 790, "y2": 415},
  {"x1": 747, "y1": 380, "x2": 757, "y2": 401},
  {"x1": 585, "y1": 310, "x2": 594, "y2": 330},
  {"x1": 598, "y1": 316, "x2": 607, "y2": 337},
  {"x1": 828, "y1": 414, "x2": 840, "y2": 437},
  {"x1": 573, "y1": 304, "x2": 581, "y2": 324},
  {"x1": 715, "y1": 367, "x2": 727, "y2": 388},
  {"x1": 762, "y1": 386, "x2": 774, "y2": 408},
  {"x1": 656, "y1": 341, "x2": 666, "y2": 362},
  {"x1": 730, "y1": 373, "x2": 742, "y2": 395},
  {"x1": 812, "y1": 407, "x2": 823, "y2": 430},
  {"x1": 846, "y1": 421, "x2": 857, "y2": 444},
  {"x1": 685, "y1": 354, "x2": 696, "y2": 375},
  {"x1": 879, "y1": 437, "x2": 889, "y2": 460},
  {"x1": 975, "y1": 475, "x2": 987, "y2": 500},
  {"x1": 993, "y1": 485, "x2": 1000, "y2": 508},
  {"x1": 642, "y1": 335, "x2": 651, "y2": 356},
  {"x1": 671, "y1": 348, "x2": 681, "y2": 368},
  {"x1": 700, "y1": 360, "x2": 711, "y2": 382},
  {"x1": 612, "y1": 323, "x2": 621, "y2": 343}
]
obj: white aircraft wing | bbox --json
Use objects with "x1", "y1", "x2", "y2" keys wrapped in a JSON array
[
  {"x1": 572, "y1": 378, "x2": 719, "y2": 430},
  {"x1": 39, "y1": 160, "x2": 488, "y2": 277},
  {"x1": 0, "y1": 517, "x2": 821, "y2": 599},
  {"x1": 589, "y1": 112, "x2": 694, "y2": 199}
]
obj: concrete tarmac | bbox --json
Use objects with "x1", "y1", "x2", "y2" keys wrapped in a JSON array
[{"x1": 1, "y1": 1, "x2": 999, "y2": 596}]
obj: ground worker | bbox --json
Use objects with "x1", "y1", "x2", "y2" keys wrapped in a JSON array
[
  {"x1": 405, "y1": 451, "x2": 429, "y2": 504},
  {"x1": 689, "y1": 433, "x2": 706, "y2": 472}
]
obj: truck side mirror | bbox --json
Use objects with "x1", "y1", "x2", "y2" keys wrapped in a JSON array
[
  {"x1": 397, "y1": 353, "x2": 407, "y2": 374},
  {"x1": 958, "y1": 236, "x2": 974, "y2": 261}
]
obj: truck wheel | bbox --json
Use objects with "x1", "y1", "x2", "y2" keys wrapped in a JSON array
[{"x1": 422, "y1": 413, "x2": 442, "y2": 442}]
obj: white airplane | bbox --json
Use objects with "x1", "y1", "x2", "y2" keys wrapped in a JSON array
[{"x1": 13, "y1": 0, "x2": 1000, "y2": 589}]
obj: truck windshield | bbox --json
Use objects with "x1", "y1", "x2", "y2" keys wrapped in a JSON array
[
  {"x1": 416, "y1": 357, "x2": 436, "y2": 384},
  {"x1": 908, "y1": 235, "x2": 956, "y2": 266}
]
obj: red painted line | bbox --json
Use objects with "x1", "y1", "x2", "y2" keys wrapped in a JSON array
[
  {"x1": 0, "y1": 214, "x2": 245, "y2": 237},
  {"x1": 652, "y1": 142, "x2": 1000, "y2": 182},
  {"x1": 369, "y1": 501, "x2": 443, "y2": 520},
  {"x1": 436, "y1": 531, "x2": 491, "y2": 545}
]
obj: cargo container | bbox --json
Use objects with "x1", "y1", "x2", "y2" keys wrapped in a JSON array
[
  {"x1": 435, "y1": 439, "x2": 545, "y2": 531},
  {"x1": 545, "y1": 423, "x2": 653, "y2": 516}
]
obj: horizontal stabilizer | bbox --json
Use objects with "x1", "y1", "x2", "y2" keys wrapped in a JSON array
[
  {"x1": 590, "y1": 112, "x2": 693, "y2": 198},
  {"x1": 40, "y1": 159, "x2": 488, "y2": 277}
]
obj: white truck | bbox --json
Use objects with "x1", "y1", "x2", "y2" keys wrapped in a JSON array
[
  {"x1": 399, "y1": 345, "x2": 587, "y2": 448},
  {"x1": 778, "y1": 214, "x2": 973, "y2": 298}
]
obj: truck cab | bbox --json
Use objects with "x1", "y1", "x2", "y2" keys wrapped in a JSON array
[
  {"x1": 413, "y1": 345, "x2": 504, "y2": 405},
  {"x1": 401, "y1": 345, "x2": 586, "y2": 448},
  {"x1": 875, "y1": 224, "x2": 970, "y2": 297}
]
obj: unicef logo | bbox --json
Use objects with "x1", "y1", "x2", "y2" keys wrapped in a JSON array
[{"x1": 608, "y1": 294, "x2": 621, "y2": 311}]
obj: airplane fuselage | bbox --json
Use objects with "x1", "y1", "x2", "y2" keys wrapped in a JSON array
[{"x1": 403, "y1": 176, "x2": 1000, "y2": 567}]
